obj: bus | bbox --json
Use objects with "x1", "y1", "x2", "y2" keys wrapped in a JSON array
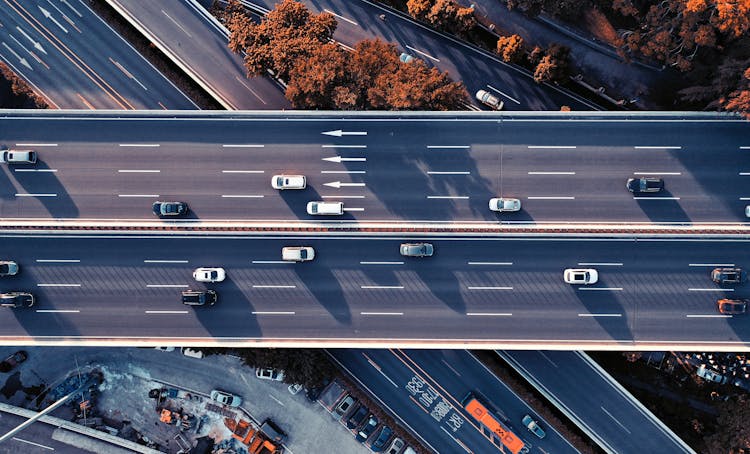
[{"x1": 463, "y1": 393, "x2": 525, "y2": 454}]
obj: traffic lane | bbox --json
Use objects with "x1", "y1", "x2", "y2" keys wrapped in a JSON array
[
  {"x1": 501, "y1": 350, "x2": 693, "y2": 453},
  {"x1": 329, "y1": 348, "x2": 495, "y2": 454},
  {"x1": 0, "y1": 412, "x2": 82, "y2": 454},
  {"x1": 108, "y1": 0, "x2": 289, "y2": 110},
  {"x1": 399, "y1": 349, "x2": 578, "y2": 453}
]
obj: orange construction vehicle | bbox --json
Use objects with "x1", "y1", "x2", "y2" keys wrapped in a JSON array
[{"x1": 225, "y1": 418, "x2": 283, "y2": 454}]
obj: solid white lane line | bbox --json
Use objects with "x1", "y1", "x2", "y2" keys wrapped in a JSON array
[
  {"x1": 427, "y1": 171, "x2": 471, "y2": 175},
  {"x1": 466, "y1": 312, "x2": 512, "y2": 316},
  {"x1": 634, "y1": 146, "x2": 682, "y2": 149},
  {"x1": 222, "y1": 170, "x2": 264, "y2": 173},
  {"x1": 146, "y1": 310, "x2": 188, "y2": 314},
  {"x1": 15, "y1": 193, "x2": 56, "y2": 197},
  {"x1": 467, "y1": 286, "x2": 513, "y2": 290},
  {"x1": 578, "y1": 262, "x2": 623, "y2": 266},
  {"x1": 361, "y1": 285, "x2": 404, "y2": 289},
  {"x1": 119, "y1": 143, "x2": 159, "y2": 147},
  {"x1": 14, "y1": 169, "x2": 57, "y2": 172},
  {"x1": 143, "y1": 260, "x2": 188, "y2": 264},
  {"x1": 321, "y1": 170, "x2": 366, "y2": 174},
  {"x1": 527, "y1": 196, "x2": 575, "y2": 200},
  {"x1": 686, "y1": 314, "x2": 732, "y2": 318},
  {"x1": 405, "y1": 45, "x2": 440, "y2": 62},
  {"x1": 427, "y1": 196, "x2": 469, "y2": 199},
  {"x1": 364, "y1": 354, "x2": 400, "y2": 387},
  {"x1": 527, "y1": 145, "x2": 576, "y2": 149},
  {"x1": 740, "y1": 173, "x2": 750, "y2": 176},
  {"x1": 118, "y1": 169, "x2": 160, "y2": 173},
  {"x1": 689, "y1": 263, "x2": 734, "y2": 267},
  {"x1": 252, "y1": 285, "x2": 296, "y2": 289},
  {"x1": 343, "y1": 207, "x2": 365, "y2": 212},
  {"x1": 467, "y1": 262, "x2": 513, "y2": 266},
  {"x1": 426, "y1": 145, "x2": 470, "y2": 149},
  {"x1": 252, "y1": 260, "x2": 287, "y2": 264},
  {"x1": 146, "y1": 284, "x2": 189, "y2": 288},
  {"x1": 221, "y1": 194, "x2": 264, "y2": 198},
  {"x1": 633, "y1": 197, "x2": 680, "y2": 200},
  {"x1": 15, "y1": 143, "x2": 57, "y2": 147},
  {"x1": 740, "y1": 146, "x2": 750, "y2": 150},
  {"x1": 118, "y1": 194, "x2": 158, "y2": 198},
  {"x1": 528, "y1": 171, "x2": 576, "y2": 175},
  {"x1": 36, "y1": 309, "x2": 79, "y2": 313},
  {"x1": 321, "y1": 145, "x2": 367, "y2": 148},
  {"x1": 578, "y1": 313, "x2": 622, "y2": 317},
  {"x1": 740, "y1": 197, "x2": 750, "y2": 201},
  {"x1": 321, "y1": 195, "x2": 365, "y2": 199},
  {"x1": 360, "y1": 312, "x2": 404, "y2": 316},
  {"x1": 11, "y1": 437, "x2": 54, "y2": 450},
  {"x1": 37, "y1": 283, "x2": 80, "y2": 287},
  {"x1": 487, "y1": 85, "x2": 520, "y2": 104},
  {"x1": 252, "y1": 311, "x2": 296, "y2": 315},
  {"x1": 600, "y1": 407, "x2": 632, "y2": 434},
  {"x1": 360, "y1": 261, "x2": 404, "y2": 265},
  {"x1": 689, "y1": 288, "x2": 732, "y2": 292},
  {"x1": 222, "y1": 144, "x2": 264, "y2": 148},
  {"x1": 579, "y1": 287, "x2": 623, "y2": 291},
  {"x1": 323, "y1": 8, "x2": 358, "y2": 25},
  {"x1": 36, "y1": 259, "x2": 79, "y2": 263},
  {"x1": 633, "y1": 172, "x2": 681, "y2": 175}
]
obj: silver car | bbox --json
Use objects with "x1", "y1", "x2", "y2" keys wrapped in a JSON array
[
  {"x1": 489, "y1": 197, "x2": 521, "y2": 212},
  {"x1": 0, "y1": 261, "x2": 19, "y2": 276},
  {"x1": 476, "y1": 90, "x2": 504, "y2": 110},
  {"x1": 271, "y1": 174, "x2": 306, "y2": 190},
  {"x1": 210, "y1": 389, "x2": 242, "y2": 407},
  {"x1": 400, "y1": 243, "x2": 434, "y2": 257}
]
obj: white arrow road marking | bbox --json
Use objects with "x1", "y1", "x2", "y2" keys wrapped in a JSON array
[
  {"x1": 322, "y1": 156, "x2": 366, "y2": 163},
  {"x1": 38, "y1": 6, "x2": 67, "y2": 33},
  {"x1": 323, "y1": 181, "x2": 366, "y2": 188},
  {"x1": 16, "y1": 27, "x2": 46, "y2": 54},
  {"x1": 1, "y1": 42, "x2": 32, "y2": 70},
  {"x1": 321, "y1": 129, "x2": 367, "y2": 136}
]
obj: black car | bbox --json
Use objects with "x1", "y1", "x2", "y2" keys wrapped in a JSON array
[
  {"x1": 711, "y1": 267, "x2": 747, "y2": 284},
  {"x1": 370, "y1": 425, "x2": 393, "y2": 451},
  {"x1": 0, "y1": 292, "x2": 34, "y2": 308},
  {"x1": 626, "y1": 177, "x2": 664, "y2": 193},
  {"x1": 0, "y1": 350, "x2": 27, "y2": 372},
  {"x1": 152, "y1": 201, "x2": 189, "y2": 217},
  {"x1": 181, "y1": 290, "x2": 217, "y2": 306},
  {"x1": 356, "y1": 415, "x2": 379, "y2": 442},
  {"x1": 346, "y1": 405, "x2": 368, "y2": 430}
]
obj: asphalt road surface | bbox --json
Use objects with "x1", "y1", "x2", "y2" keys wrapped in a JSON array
[
  {"x1": 0, "y1": 112, "x2": 748, "y2": 224},
  {"x1": 106, "y1": 0, "x2": 290, "y2": 110},
  {"x1": 0, "y1": 232, "x2": 749, "y2": 347},
  {"x1": 331, "y1": 348, "x2": 578, "y2": 454},
  {"x1": 0, "y1": 0, "x2": 196, "y2": 109},
  {"x1": 0, "y1": 410, "x2": 113, "y2": 454},
  {"x1": 499, "y1": 351, "x2": 695, "y2": 453}
]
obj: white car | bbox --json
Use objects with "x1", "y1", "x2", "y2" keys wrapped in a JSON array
[
  {"x1": 476, "y1": 90, "x2": 504, "y2": 110},
  {"x1": 489, "y1": 197, "x2": 521, "y2": 212},
  {"x1": 564, "y1": 268, "x2": 598, "y2": 285},
  {"x1": 282, "y1": 246, "x2": 315, "y2": 262},
  {"x1": 256, "y1": 368, "x2": 285, "y2": 381},
  {"x1": 271, "y1": 174, "x2": 306, "y2": 190},
  {"x1": 210, "y1": 389, "x2": 242, "y2": 407},
  {"x1": 192, "y1": 267, "x2": 226, "y2": 283},
  {"x1": 0, "y1": 149, "x2": 36, "y2": 164},
  {"x1": 745, "y1": 205, "x2": 750, "y2": 218},
  {"x1": 306, "y1": 201, "x2": 344, "y2": 215}
]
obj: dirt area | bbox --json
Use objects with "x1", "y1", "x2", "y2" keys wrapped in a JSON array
[{"x1": 581, "y1": 8, "x2": 619, "y2": 47}]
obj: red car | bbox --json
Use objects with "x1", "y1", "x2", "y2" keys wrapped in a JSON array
[{"x1": 717, "y1": 299, "x2": 748, "y2": 315}]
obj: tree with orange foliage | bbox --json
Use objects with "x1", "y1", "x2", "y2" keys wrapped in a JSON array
[
  {"x1": 286, "y1": 43, "x2": 352, "y2": 109},
  {"x1": 496, "y1": 34, "x2": 525, "y2": 63},
  {"x1": 406, "y1": 0, "x2": 476, "y2": 36}
]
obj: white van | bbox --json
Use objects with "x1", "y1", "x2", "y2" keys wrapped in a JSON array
[
  {"x1": 282, "y1": 247, "x2": 315, "y2": 262},
  {"x1": 306, "y1": 201, "x2": 343, "y2": 215},
  {"x1": 0, "y1": 150, "x2": 37, "y2": 164}
]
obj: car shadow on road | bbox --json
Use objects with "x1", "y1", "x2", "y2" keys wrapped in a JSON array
[
  {"x1": 293, "y1": 260, "x2": 351, "y2": 326},
  {"x1": 7, "y1": 161, "x2": 79, "y2": 218},
  {"x1": 412, "y1": 256, "x2": 466, "y2": 315},
  {"x1": 633, "y1": 190, "x2": 690, "y2": 223},
  {"x1": 191, "y1": 277, "x2": 262, "y2": 339},
  {"x1": 574, "y1": 285, "x2": 633, "y2": 342}
]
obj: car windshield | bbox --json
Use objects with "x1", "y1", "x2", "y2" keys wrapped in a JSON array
[{"x1": 209, "y1": 271, "x2": 217, "y2": 278}]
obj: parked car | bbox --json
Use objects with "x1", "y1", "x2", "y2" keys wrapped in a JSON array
[
  {"x1": 0, "y1": 292, "x2": 34, "y2": 308},
  {"x1": 522, "y1": 415, "x2": 546, "y2": 439},
  {"x1": 0, "y1": 149, "x2": 36, "y2": 164},
  {"x1": 626, "y1": 177, "x2": 664, "y2": 193},
  {"x1": 0, "y1": 261, "x2": 19, "y2": 276},
  {"x1": 717, "y1": 298, "x2": 748, "y2": 315},
  {"x1": 210, "y1": 389, "x2": 242, "y2": 407},
  {"x1": 282, "y1": 247, "x2": 315, "y2": 262},
  {"x1": 400, "y1": 243, "x2": 434, "y2": 257},
  {"x1": 154, "y1": 346, "x2": 175, "y2": 352},
  {"x1": 0, "y1": 351, "x2": 27, "y2": 372},
  {"x1": 333, "y1": 395, "x2": 357, "y2": 421},
  {"x1": 256, "y1": 368, "x2": 285, "y2": 381},
  {"x1": 181, "y1": 347, "x2": 204, "y2": 358},
  {"x1": 563, "y1": 268, "x2": 598, "y2": 285},
  {"x1": 711, "y1": 267, "x2": 746, "y2": 284},
  {"x1": 288, "y1": 383, "x2": 303, "y2": 395},
  {"x1": 192, "y1": 267, "x2": 226, "y2": 283},
  {"x1": 181, "y1": 290, "x2": 217, "y2": 306},
  {"x1": 152, "y1": 201, "x2": 188, "y2": 217},
  {"x1": 271, "y1": 174, "x2": 306, "y2": 190},
  {"x1": 399, "y1": 52, "x2": 415, "y2": 63},
  {"x1": 370, "y1": 425, "x2": 393, "y2": 451},
  {"x1": 346, "y1": 405, "x2": 369, "y2": 430},
  {"x1": 385, "y1": 437, "x2": 405, "y2": 454},
  {"x1": 476, "y1": 90, "x2": 504, "y2": 110},
  {"x1": 356, "y1": 415, "x2": 379, "y2": 442},
  {"x1": 489, "y1": 197, "x2": 521, "y2": 212}
]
